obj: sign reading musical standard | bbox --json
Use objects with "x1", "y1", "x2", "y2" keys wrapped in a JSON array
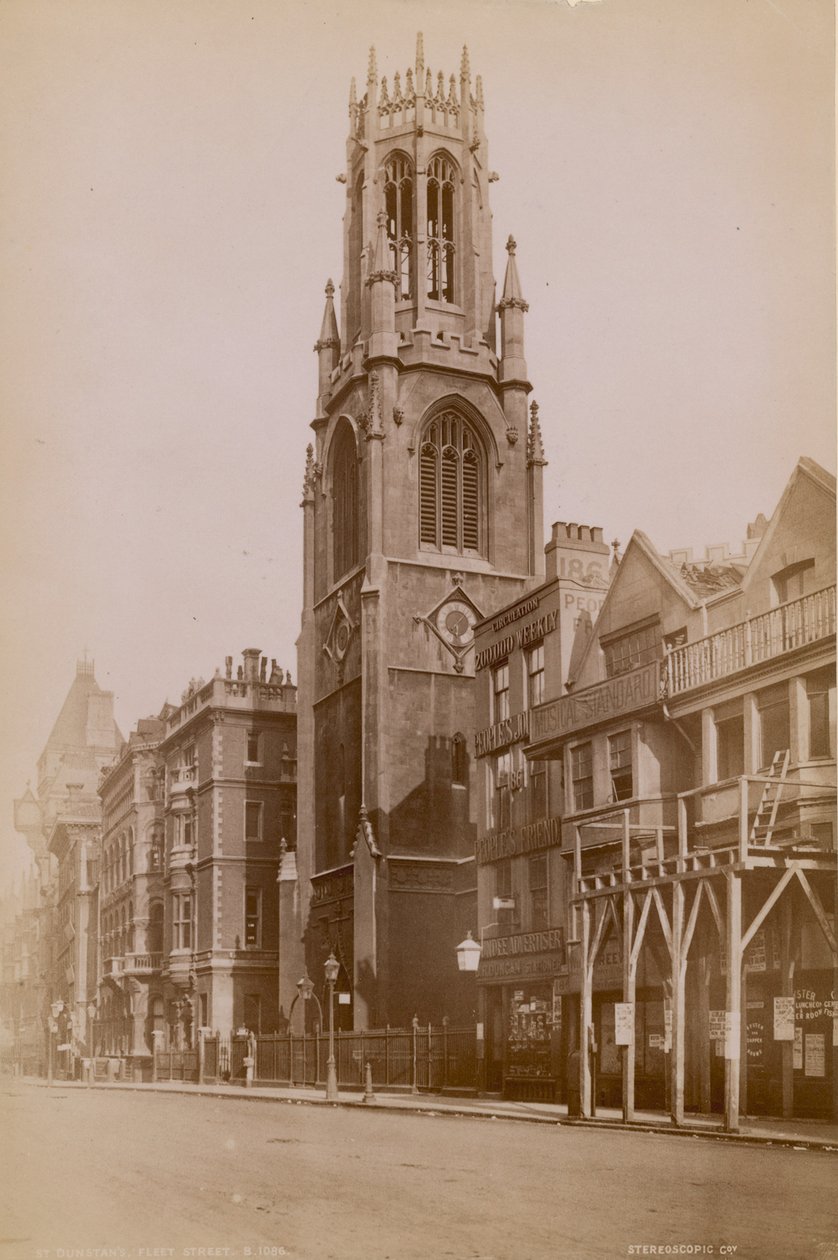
[
  {"x1": 528, "y1": 661, "x2": 660, "y2": 745},
  {"x1": 478, "y1": 928, "x2": 565, "y2": 982}
]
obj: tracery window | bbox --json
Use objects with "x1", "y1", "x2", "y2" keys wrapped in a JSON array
[
  {"x1": 332, "y1": 421, "x2": 359, "y2": 580},
  {"x1": 419, "y1": 410, "x2": 482, "y2": 554},
  {"x1": 427, "y1": 154, "x2": 456, "y2": 302},
  {"x1": 384, "y1": 154, "x2": 413, "y2": 299}
]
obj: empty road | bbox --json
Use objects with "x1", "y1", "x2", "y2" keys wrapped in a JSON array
[{"x1": 0, "y1": 1083, "x2": 835, "y2": 1260}]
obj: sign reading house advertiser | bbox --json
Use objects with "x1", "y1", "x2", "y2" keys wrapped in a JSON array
[
  {"x1": 478, "y1": 928, "x2": 565, "y2": 981},
  {"x1": 529, "y1": 661, "x2": 660, "y2": 744}
]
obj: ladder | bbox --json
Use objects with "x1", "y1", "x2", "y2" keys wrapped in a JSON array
[{"x1": 749, "y1": 748, "x2": 790, "y2": 846}]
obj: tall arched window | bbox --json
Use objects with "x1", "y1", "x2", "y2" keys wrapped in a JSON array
[
  {"x1": 419, "y1": 410, "x2": 483, "y2": 554},
  {"x1": 427, "y1": 153, "x2": 456, "y2": 303},
  {"x1": 332, "y1": 420, "x2": 359, "y2": 581},
  {"x1": 148, "y1": 902, "x2": 164, "y2": 955},
  {"x1": 384, "y1": 154, "x2": 413, "y2": 300}
]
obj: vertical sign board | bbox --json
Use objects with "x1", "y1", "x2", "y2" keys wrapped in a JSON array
[
  {"x1": 614, "y1": 1003, "x2": 633, "y2": 1046},
  {"x1": 773, "y1": 996, "x2": 795, "y2": 1041},
  {"x1": 663, "y1": 1006, "x2": 672, "y2": 1053},
  {"x1": 793, "y1": 1026, "x2": 803, "y2": 1070}
]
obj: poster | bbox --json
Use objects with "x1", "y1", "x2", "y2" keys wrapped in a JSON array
[
  {"x1": 793, "y1": 1026, "x2": 804, "y2": 1071},
  {"x1": 773, "y1": 996, "x2": 795, "y2": 1041},
  {"x1": 709, "y1": 1009, "x2": 726, "y2": 1042},
  {"x1": 614, "y1": 1002, "x2": 633, "y2": 1046},
  {"x1": 804, "y1": 1033, "x2": 825, "y2": 1078}
]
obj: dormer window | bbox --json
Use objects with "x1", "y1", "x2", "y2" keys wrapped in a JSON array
[{"x1": 772, "y1": 558, "x2": 815, "y2": 605}]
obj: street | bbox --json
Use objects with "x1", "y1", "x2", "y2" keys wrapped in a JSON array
[{"x1": 0, "y1": 1084, "x2": 835, "y2": 1260}]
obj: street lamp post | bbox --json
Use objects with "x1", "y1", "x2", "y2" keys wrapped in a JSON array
[
  {"x1": 324, "y1": 953, "x2": 340, "y2": 1102},
  {"x1": 47, "y1": 1000, "x2": 64, "y2": 1088}
]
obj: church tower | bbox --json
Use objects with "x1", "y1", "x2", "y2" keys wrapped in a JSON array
[{"x1": 291, "y1": 36, "x2": 547, "y2": 1029}]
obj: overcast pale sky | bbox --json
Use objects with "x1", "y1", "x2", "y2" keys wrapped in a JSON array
[{"x1": 0, "y1": 0, "x2": 834, "y2": 888}]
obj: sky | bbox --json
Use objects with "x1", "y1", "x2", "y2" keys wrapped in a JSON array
[{"x1": 0, "y1": 0, "x2": 834, "y2": 889}]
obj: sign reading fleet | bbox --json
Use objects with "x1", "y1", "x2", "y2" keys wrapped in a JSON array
[{"x1": 529, "y1": 661, "x2": 660, "y2": 744}]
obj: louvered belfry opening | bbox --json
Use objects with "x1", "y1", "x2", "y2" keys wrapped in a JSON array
[{"x1": 419, "y1": 410, "x2": 482, "y2": 554}]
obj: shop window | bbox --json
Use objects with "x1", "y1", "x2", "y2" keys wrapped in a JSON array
[
  {"x1": 528, "y1": 854, "x2": 549, "y2": 931},
  {"x1": 526, "y1": 643, "x2": 545, "y2": 709},
  {"x1": 807, "y1": 668, "x2": 834, "y2": 759},
  {"x1": 492, "y1": 662, "x2": 510, "y2": 723},
  {"x1": 495, "y1": 858, "x2": 514, "y2": 926},
  {"x1": 245, "y1": 801, "x2": 263, "y2": 843},
  {"x1": 528, "y1": 760, "x2": 548, "y2": 822},
  {"x1": 715, "y1": 701, "x2": 745, "y2": 780},
  {"x1": 602, "y1": 621, "x2": 660, "y2": 679},
  {"x1": 609, "y1": 731, "x2": 633, "y2": 802},
  {"x1": 772, "y1": 558, "x2": 815, "y2": 605},
  {"x1": 246, "y1": 733, "x2": 260, "y2": 764},
  {"x1": 758, "y1": 684, "x2": 790, "y2": 769},
  {"x1": 244, "y1": 887, "x2": 261, "y2": 948},
  {"x1": 172, "y1": 893, "x2": 192, "y2": 951},
  {"x1": 571, "y1": 742, "x2": 593, "y2": 812}
]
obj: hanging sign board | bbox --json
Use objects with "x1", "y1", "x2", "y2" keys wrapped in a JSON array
[
  {"x1": 773, "y1": 996, "x2": 795, "y2": 1041},
  {"x1": 614, "y1": 1003, "x2": 633, "y2": 1046},
  {"x1": 724, "y1": 1012, "x2": 740, "y2": 1060}
]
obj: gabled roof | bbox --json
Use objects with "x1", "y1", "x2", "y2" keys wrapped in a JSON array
[{"x1": 741, "y1": 456, "x2": 836, "y2": 595}]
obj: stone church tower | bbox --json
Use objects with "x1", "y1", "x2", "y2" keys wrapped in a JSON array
[{"x1": 290, "y1": 36, "x2": 547, "y2": 1029}]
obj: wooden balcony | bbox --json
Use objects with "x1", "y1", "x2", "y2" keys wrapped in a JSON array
[{"x1": 664, "y1": 585, "x2": 835, "y2": 697}]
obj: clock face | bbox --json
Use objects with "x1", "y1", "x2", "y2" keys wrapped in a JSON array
[{"x1": 436, "y1": 599, "x2": 477, "y2": 647}]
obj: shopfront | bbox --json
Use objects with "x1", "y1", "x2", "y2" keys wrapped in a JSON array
[{"x1": 478, "y1": 929, "x2": 565, "y2": 1101}]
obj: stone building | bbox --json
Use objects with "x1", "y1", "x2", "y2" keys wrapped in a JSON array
[
  {"x1": 158, "y1": 650, "x2": 296, "y2": 1044},
  {"x1": 292, "y1": 36, "x2": 548, "y2": 1030},
  {"x1": 94, "y1": 711, "x2": 169, "y2": 1068},
  {"x1": 522, "y1": 457, "x2": 836, "y2": 1125},
  {"x1": 10, "y1": 658, "x2": 122, "y2": 1076}
]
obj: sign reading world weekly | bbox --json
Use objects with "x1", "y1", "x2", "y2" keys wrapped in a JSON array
[{"x1": 529, "y1": 661, "x2": 660, "y2": 744}]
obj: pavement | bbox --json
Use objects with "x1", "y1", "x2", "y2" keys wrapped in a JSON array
[{"x1": 26, "y1": 1074, "x2": 838, "y2": 1151}]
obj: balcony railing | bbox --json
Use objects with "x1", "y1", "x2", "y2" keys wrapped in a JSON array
[
  {"x1": 123, "y1": 953, "x2": 163, "y2": 975},
  {"x1": 664, "y1": 586, "x2": 835, "y2": 696}
]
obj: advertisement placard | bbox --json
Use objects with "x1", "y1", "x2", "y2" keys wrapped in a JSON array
[
  {"x1": 773, "y1": 996, "x2": 795, "y2": 1041},
  {"x1": 614, "y1": 1003, "x2": 633, "y2": 1046}
]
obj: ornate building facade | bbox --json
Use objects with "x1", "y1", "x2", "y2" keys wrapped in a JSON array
[{"x1": 292, "y1": 37, "x2": 549, "y2": 1029}]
